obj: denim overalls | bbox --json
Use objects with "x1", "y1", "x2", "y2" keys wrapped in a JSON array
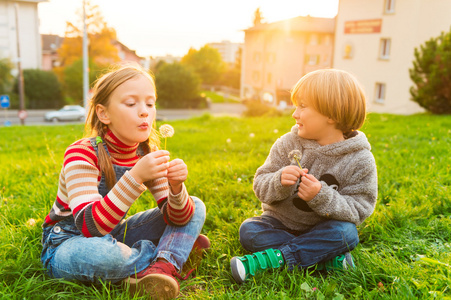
[{"x1": 41, "y1": 138, "x2": 206, "y2": 283}]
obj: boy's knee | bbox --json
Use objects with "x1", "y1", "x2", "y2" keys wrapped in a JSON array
[
  {"x1": 238, "y1": 219, "x2": 260, "y2": 251},
  {"x1": 191, "y1": 196, "x2": 206, "y2": 219},
  {"x1": 335, "y1": 221, "x2": 359, "y2": 249}
]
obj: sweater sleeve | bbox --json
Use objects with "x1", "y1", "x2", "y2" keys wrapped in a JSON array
[
  {"x1": 145, "y1": 178, "x2": 195, "y2": 226},
  {"x1": 64, "y1": 145, "x2": 146, "y2": 237},
  {"x1": 307, "y1": 152, "x2": 378, "y2": 225},
  {"x1": 253, "y1": 134, "x2": 298, "y2": 204}
]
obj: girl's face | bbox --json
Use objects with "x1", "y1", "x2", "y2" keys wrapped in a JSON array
[
  {"x1": 97, "y1": 75, "x2": 156, "y2": 145},
  {"x1": 292, "y1": 99, "x2": 340, "y2": 145}
]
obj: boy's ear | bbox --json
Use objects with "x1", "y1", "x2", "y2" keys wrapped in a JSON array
[
  {"x1": 327, "y1": 118, "x2": 336, "y2": 124},
  {"x1": 96, "y1": 104, "x2": 110, "y2": 124}
]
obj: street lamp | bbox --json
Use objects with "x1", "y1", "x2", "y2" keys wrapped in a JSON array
[{"x1": 82, "y1": 0, "x2": 89, "y2": 112}]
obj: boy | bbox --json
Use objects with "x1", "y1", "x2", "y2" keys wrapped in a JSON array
[{"x1": 231, "y1": 69, "x2": 378, "y2": 283}]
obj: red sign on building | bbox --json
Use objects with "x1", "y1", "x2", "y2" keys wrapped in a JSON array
[{"x1": 344, "y1": 19, "x2": 382, "y2": 34}]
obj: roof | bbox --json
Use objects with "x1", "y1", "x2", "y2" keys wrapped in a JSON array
[
  {"x1": 245, "y1": 16, "x2": 336, "y2": 34},
  {"x1": 41, "y1": 34, "x2": 63, "y2": 52}
]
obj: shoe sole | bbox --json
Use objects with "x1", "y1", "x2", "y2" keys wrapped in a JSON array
[
  {"x1": 230, "y1": 257, "x2": 246, "y2": 284},
  {"x1": 124, "y1": 273, "x2": 179, "y2": 300}
]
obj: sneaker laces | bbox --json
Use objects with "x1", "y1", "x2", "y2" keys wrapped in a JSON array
[{"x1": 151, "y1": 261, "x2": 194, "y2": 281}]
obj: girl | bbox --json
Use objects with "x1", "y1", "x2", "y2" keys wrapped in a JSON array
[{"x1": 40, "y1": 64, "x2": 207, "y2": 299}]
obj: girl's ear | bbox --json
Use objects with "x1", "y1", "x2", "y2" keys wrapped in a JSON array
[
  {"x1": 96, "y1": 104, "x2": 110, "y2": 125},
  {"x1": 327, "y1": 117, "x2": 336, "y2": 125}
]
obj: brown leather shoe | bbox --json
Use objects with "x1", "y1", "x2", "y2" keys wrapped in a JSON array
[
  {"x1": 181, "y1": 234, "x2": 210, "y2": 277},
  {"x1": 124, "y1": 261, "x2": 181, "y2": 300}
]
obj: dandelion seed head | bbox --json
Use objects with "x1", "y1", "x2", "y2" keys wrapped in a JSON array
[
  {"x1": 249, "y1": 133, "x2": 255, "y2": 138},
  {"x1": 226, "y1": 138, "x2": 231, "y2": 143},
  {"x1": 26, "y1": 218, "x2": 36, "y2": 227},
  {"x1": 288, "y1": 150, "x2": 302, "y2": 165},
  {"x1": 237, "y1": 178, "x2": 242, "y2": 183},
  {"x1": 273, "y1": 129, "x2": 279, "y2": 133},
  {"x1": 159, "y1": 124, "x2": 175, "y2": 138}
]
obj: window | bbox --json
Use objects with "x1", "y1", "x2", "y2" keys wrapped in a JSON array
[
  {"x1": 308, "y1": 34, "x2": 318, "y2": 45},
  {"x1": 266, "y1": 53, "x2": 276, "y2": 63},
  {"x1": 253, "y1": 52, "x2": 261, "y2": 63},
  {"x1": 375, "y1": 83, "x2": 386, "y2": 104},
  {"x1": 379, "y1": 39, "x2": 391, "y2": 60},
  {"x1": 305, "y1": 54, "x2": 320, "y2": 65},
  {"x1": 252, "y1": 71, "x2": 260, "y2": 82},
  {"x1": 385, "y1": 0, "x2": 395, "y2": 14}
]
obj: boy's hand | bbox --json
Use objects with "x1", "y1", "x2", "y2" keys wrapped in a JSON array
[
  {"x1": 167, "y1": 158, "x2": 188, "y2": 194},
  {"x1": 129, "y1": 150, "x2": 170, "y2": 184},
  {"x1": 298, "y1": 174, "x2": 321, "y2": 201},
  {"x1": 281, "y1": 166, "x2": 308, "y2": 186}
]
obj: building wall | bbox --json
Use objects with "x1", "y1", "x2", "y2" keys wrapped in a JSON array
[
  {"x1": 208, "y1": 40, "x2": 242, "y2": 64},
  {"x1": 334, "y1": 0, "x2": 451, "y2": 114},
  {"x1": 241, "y1": 24, "x2": 334, "y2": 106},
  {"x1": 0, "y1": 1, "x2": 43, "y2": 70}
]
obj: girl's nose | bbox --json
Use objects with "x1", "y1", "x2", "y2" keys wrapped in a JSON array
[{"x1": 139, "y1": 105, "x2": 149, "y2": 118}]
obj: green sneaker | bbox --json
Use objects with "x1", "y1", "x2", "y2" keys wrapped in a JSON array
[
  {"x1": 230, "y1": 248, "x2": 284, "y2": 284},
  {"x1": 317, "y1": 252, "x2": 355, "y2": 271}
]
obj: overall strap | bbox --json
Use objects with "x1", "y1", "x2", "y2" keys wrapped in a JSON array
[{"x1": 89, "y1": 137, "x2": 110, "y2": 157}]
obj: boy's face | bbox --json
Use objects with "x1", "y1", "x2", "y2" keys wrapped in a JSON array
[{"x1": 292, "y1": 99, "x2": 341, "y2": 145}]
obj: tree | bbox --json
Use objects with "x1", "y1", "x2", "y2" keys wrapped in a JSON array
[
  {"x1": 53, "y1": 1, "x2": 119, "y2": 103},
  {"x1": 155, "y1": 63, "x2": 205, "y2": 108},
  {"x1": 181, "y1": 45, "x2": 225, "y2": 85},
  {"x1": 63, "y1": 58, "x2": 102, "y2": 104},
  {"x1": 0, "y1": 58, "x2": 14, "y2": 94},
  {"x1": 253, "y1": 7, "x2": 264, "y2": 26},
  {"x1": 56, "y1": 1, "x2": 119, "y2": 67},
  {"x1": 14, "y1": 69, "x2": 63, "y2": 109},
  {"x1": 409, "y1": 28, "x2": 451, "y2": 114}
]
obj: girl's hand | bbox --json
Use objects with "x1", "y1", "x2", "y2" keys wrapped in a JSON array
[
  {"x1": 281, "y1": 166, "x2": 308, "y2": 186},
  {"x1": 167, "y1": 159, "x2": 188, "y2": 194},
  {"x1": 297, "y1": 174, "x2": 321, "y2": 201},
  {"x1": 129, "y1": 150, "x2": 170, "y2": 184}
]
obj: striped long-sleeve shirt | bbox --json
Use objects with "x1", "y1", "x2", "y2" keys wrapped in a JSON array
[{"x1": 42, "y1": 132, "x2": 195, "y2": 237}]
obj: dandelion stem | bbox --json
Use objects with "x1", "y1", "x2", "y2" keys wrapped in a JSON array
[
  {"x1": 294, "y1": 155, "x2": 302, "y2": 169},
  {"x1": 164, "y1": 138, "x2": 167, "y2": 150}
]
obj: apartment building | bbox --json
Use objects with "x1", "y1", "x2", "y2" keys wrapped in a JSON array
[
  {"x1": 207, "y1": 40, "x2": 242, "y2": 65},
  {"x1": 0, "y1": 0, "x2": 45, "y2": 70},
  {"x1": 241, "y1": 16, "x2": 335, "y2": 107},
  {"x1": 334, "y1": 0, "x2": 451, "y2": 114}
]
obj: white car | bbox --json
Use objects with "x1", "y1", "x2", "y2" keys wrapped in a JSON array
[{"x1": 44, "y1": 105, "x2": 86, "y2": 122}]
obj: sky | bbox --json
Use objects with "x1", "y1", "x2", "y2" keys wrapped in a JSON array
[{"x1": 38, "y1": 0, "x2": 339, "y2": 58}]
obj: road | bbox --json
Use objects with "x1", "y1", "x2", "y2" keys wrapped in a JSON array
[{"x1": 0, "y1": 103, "x2": 247, "y2": 126}]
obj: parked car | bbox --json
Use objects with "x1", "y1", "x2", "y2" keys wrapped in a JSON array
[{"x1": 44, "y1": 105, "x2": 86, "y2": 122}]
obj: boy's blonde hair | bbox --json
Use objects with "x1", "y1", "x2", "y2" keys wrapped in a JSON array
[
  {"x1": 84, "y1": 63, "x2": 160, "y2": 188},
  {"x1": 291, "y1": 69, "x2": 366, "y2": 134}
]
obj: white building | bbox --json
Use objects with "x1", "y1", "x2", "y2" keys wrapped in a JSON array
[
  {"x1": 0, "y1": 0, "x2": 45, "y2": 71},
  {"x1": 334, "y1": 0, "x2": 451, "y2": 114},
  {"x1": 208, "y1": 40, "x2": 242, "y2": 64}
]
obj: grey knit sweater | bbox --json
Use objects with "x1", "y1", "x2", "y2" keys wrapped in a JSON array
[{"x1": 253, "y1": 125, "x2": 378, "y2": 231}]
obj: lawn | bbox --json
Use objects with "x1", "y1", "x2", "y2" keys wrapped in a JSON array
[{"x1": 0, "y1": 113, "x2": 450, "y2": 299}]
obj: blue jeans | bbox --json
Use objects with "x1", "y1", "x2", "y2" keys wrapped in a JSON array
[
  {"x1": 41, "y1": 197, "x2": 206, "y2": 284},
  {"x1": 239, "y1": 216, "x2": 359, "y2": 269}
]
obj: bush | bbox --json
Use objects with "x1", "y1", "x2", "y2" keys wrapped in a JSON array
[
  {"x1": 155, "y1": 63, "x2": 204, "y2": 108},
  {"x1": 242, "y1": 99, "x2": 284, "y2": 117},
  {"x1": 0, "y1": 58, "x2": 14, "y2": 95},
  {"x1": 14, "y1": 69, "x2": 64, "y2": 109},
  {"x1": 409, "y1": 27, "x2": 451, "y2": 114}
]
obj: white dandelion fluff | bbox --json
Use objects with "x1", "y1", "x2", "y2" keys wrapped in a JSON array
[
  {"x1": 288, "y1": 150, "x2": 303, "y2": 169},
  {"x1": 159, "y1": 124, "x2": 175, "y2": 138}
]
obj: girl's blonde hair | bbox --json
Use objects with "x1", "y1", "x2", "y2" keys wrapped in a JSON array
[
  {"x1": 291, "y1": 69, "x2": 367, "y2": 134},
  {"x1": 84, "y1": 63, "x2": 160, "y2": 189}
]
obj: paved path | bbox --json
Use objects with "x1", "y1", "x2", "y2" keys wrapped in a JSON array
[{"x1": 1, "y1": 103, "x2": 247, "y2": 126}]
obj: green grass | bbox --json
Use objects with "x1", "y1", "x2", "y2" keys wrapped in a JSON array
[
  {"x1": 201, "y1": 90, "x2": 241, "y2": 103},
  {"x1": 1, "y1": 113, "x2": 450, "y2": 299}
]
